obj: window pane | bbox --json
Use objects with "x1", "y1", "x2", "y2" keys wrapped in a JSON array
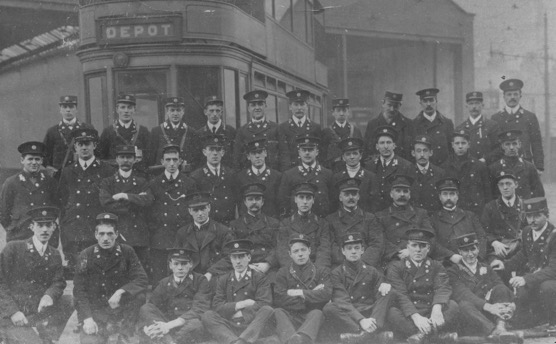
[
  {"x1": 275, "y1": 0, "x2": 293, "y2": 31},
  {"x1": 278, "y1": 96, "x2": 289, "y2": 123},
  {"x1": 86, "y1": 74, "x2": 107, "y2": 130},
  {"x1": 266, "y1": 94, "x2": 278, "y2": 122},
  {"x1": 292, "y1": 0, "x2": 307, "y2": 42},
  {"x1": 177, "y1": 67, "x2": 220, "y2": 129},
  {"x1": 239, "y1": 74, "x2": 248, "y2": 126},
  {"x1": 224, "y1": 69, "x2": 237, "y2": 128},
  {"x1": 254, "y1": 71, "x2": 265, "y2": 87}
]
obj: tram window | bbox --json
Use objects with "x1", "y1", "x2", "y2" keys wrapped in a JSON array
[
  {"x1": 267, "y1": 77, "x2": 277, "y2": 91},
  {"x1": 86, "y1": 74, "x2": 108, "y2": 130},
  {"x1": 275, "y1": 0, "x2": 293, "y2": 31},
  {"x1": 278, "y1": 81, "x2": 286, "y2": 94},
  {"x1": 266, "y1": 94, "x2": 278, "y2": 122},
  {"x1": 224, "y1": 69, "x2": 237, "y2": 128},
  {"x1": 277, "y1": 96, "x2": 289, "y2": 123},
  {"x1": 254, "y1": 72, "x2": 266, "y2": 87},
  {"x1": 239, "y1": 73, "x2": 248, "y2": 126},
  {"x1": 177, "y1": 67, "x2": 220, "y2": 129},
  {"x1": 310, "y1": 105, "x2": 322, "y2": 124}
]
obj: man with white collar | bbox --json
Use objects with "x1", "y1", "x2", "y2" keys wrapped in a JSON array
[
  {"x1": 197, "y1": 96, "x2": 236, "y2": 168},
  {"x1": 491, "y1": 197, "x2": 556, "y2": 331},
  {"x1": 149, "y1": 96, "x2": 201, "y2": 174},
  {"x1": 148, "y1": 144, "x2": 197, "y2": 285},
  {"x1": 0, "y1": 206, "x2": 73, "y2": 344},
  {"x1": 43, "y1": 95, "x2": 94, "y2": 176},
  {"x1": 491, "y1": 79, "x2": 544, "y2": 172},
  {"x1": 202, "y1": 239, "x2": 275, "y2": 344},
  {"x1": 278, "y1": 90, "x2": 324, "y2": 171},
  {"x1": 58, "y1": 128, "x2": 114, "y2": 276},
  {"x1": 234, "y1": 90, "x2": 280, "y2": 170},
  {"x1": 98, "y1": 94, "x2": 150, "y2": 170},
  {"x1": 412, "y1": 88, "x2": 454, "y2": 166},
  {"x1": 455, "y1": 92, "x2": 500, "y2": 164},
  {"x1": 99, "y1": 145, "x2": 154, "y2": 271}
]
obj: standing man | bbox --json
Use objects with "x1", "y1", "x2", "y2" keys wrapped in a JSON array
[
  {"x1": 491, "y1": 79, "x2": 544, "y2": 172},
  {"x1": 278, "y1": 90, "x2": 323, "y2": 171},
  {"x1": 364, "y1": 92, "x2": 414, "y2": 161},
  {"x1": 99, "y1": 145, "x2": 154, "y2": 271},
  {"x1": 58, "y1": 128, "x2": 115, "y2": 275},
  {"x1": 149, "y1": 96, "x2": 201, "y2": 174},
  {"x1": 235, "y1": 138, "x2": 282, "y2": 218},
  {"x1": 197, "y1": 95, "x2": 236, "y2": 168},
  {"x1": 455, "y1": 92, "x2": 500, "y2": 164},
  {"x1": 43, "y1": 95, "x2": 93, "y2": 176},
  {"x1": 0, "y1": 206, "x2": 73, "y2": 344},
  {"x1": 322, "y1": 98, "x2": 362, "y2": 172},
  {"x1": 202, "y1": 239, "x2": 275, "y2": 344},
  {"x1": 234, "y1": 90, "x2": 280, "y2": 170},
  {"x1": 73, "y1": 213, "x2": 148, "y2": 344},
  {"x1": 412, "y1": 88, "x2": 454, "y2": 166},
  {"x1": 0, "y1": 142, "x2": 57, "y2": 243}
]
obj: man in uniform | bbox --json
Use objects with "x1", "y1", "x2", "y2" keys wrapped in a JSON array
[
  {"x1": 148, "y1": 144, "x2": 197, "y2": 285},
  {"x1": 491, "y1": 79, "x2": 544, "y2": 172},
  {"x1": 149, "y1": 96, "x2": 201, "y2": 174},
  {"x1": 412, "y1": 88, "x2": 454, "y2": 166},
  {"x1": 326, "y1": 178, "x2": 384, "y2": 268},
  {"x1": 322, "y1": 98, "x2": 362, "y2": 172},
  {"x1": 234, "y1": 90, "x2": 280, "y2": 170},
  {"x1": 441, "y1": 130, "x2": 492, "y2": 216},
  {"x1": 364, "y1": 91, "x2": 414, "y2": 161},
  {"x1": 99, "y1": 145, "x2": 154, "y2": 271},
  {"x1": 322, "y1": 232, "x2": 394, "y2": 344},
  {"x1": 235, "y1": 138, "x2": 282, "y2": 218},
  {"x1": 491, "y1": 197, "x2": 556, "y2": 330},
  {"x1": 364, "y1": 126, "x2": 412, "y2": 212},
  {"x1": 278, "y1": 90, "x2": 323, "y2": 171},
  {"x1": 0, "y1": 206, "x2": 73, "y2": 344},
  {"x1": 0, "y1": 141, "x2": 58, "y2": 244},
  {"x1": 43, "y1": 95, "x2": 93, "y2": 176},
  {"x1": 190, "y1": 134, "x2": 238, "y2": 225},
  {"x1": 73, "y1": 213, "x2": 148, "y2": 344},
  {"x1": 488, "y1": 129, "x2": 544, "y2": 199},
  {"x1": 202, "y1": 239, "x2": 275, "y2": 344},
  {"x1": 408, "y1": 135, "x2": 446, "y2": 213},
  {"x1": 138, "y1": 248, "x2": 211, "y2": 344},
  {"x1": 197, "y1": 96, "x2": 236, "y2": 168},
  {"x1": 278, "y1": 135, "x2": 334, "y2": 218},
  {"x1": 386, "y1": 227, "x2": 459, "y2": 344},
  {"x1": 274, "y1": 234, "x2": 332, "y2": 344},
  {"x1": 98, "y1": 94, "x2": 150, "y2": 170},
  {"x1": 58, "y1": 128, "x2": 115, "y2": 275},
  {"x1": 455, "y1": 92, "x2": 500, "y2": 164}
]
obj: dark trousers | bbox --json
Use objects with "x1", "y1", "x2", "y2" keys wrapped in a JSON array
[
  {"x1": 458, "y1": 284, "x2": 513, "y2": 336},
  {"x1": 386, "y1": 300, "x2": 460, "y2": 338},
  {"x1": 138, "y1": 302, "x2": 204, "y2": 343},
  {"x1": 202, "y1": 305, "x2": 274, "y2": 344},
  {"x1": 274, "y1": 308, "x2": 323, "y2": 343},
  {"x1": 513, "y1": 280, "x2": 556, "y2": 328},
  {"x1": 150, "y1": 248, "x2": 170, "y2": 286}
]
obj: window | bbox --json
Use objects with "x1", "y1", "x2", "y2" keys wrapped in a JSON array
[
  {"x1": 85, "y1": 73, "x2": 108, "y2": 129},
  {"x1": 224, "y1": 69, "x2": 238, "y2": 128},
  {"x1": 266, "y1": 94, "x2": 278, "y2": 122},
  {"x1": 275, "y1": 0, "x2": 293, "y2": 31},
  {"x1": 177, "y1": 67, "x2": 220, "y2": 129},
  {"x1": 277, "y1": 96, "x2": 289, "y2": 123},
  {"x1": 239, "y1": 73, "x2": 248, "y2": 126}
]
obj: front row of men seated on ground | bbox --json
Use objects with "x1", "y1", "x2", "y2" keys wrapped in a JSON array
[{"x1": 2, "y1": 189, "x2": 555, "y2": 344}]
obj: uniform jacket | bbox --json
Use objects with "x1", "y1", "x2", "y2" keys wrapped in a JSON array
[
  {"x1": 491, "y1": 107, "x2": 544, "y2": 170},
  {"x1": 274, "y1": 262, "x2": 332, "y2": 312},
  {"x1": 233, "y1": 120, "x2": 280, "y2": 170},
  {"x1": 364, "y1": 155, "x2": 413, "y2": 211},
  {"x1": 197, "y1": 123, "x2": 236, "y2": 169},
  {"x1": 505, "y1": 222, "x2": 556, "y2": 289},
  {"x1": 149, "y1": 272, "x2": 211, "y2": 321},
  {"x1": 213, "y1": 269, "x2": 272, "y2": 323},
  {"x1": 322, "y1": 122, "x2": 362, "y2": 170},
  {"x1": 481, "y1": 197, "x2": 525, "y2": 245},
  {"x1": 332, "y1": 167, "x2": 377, "y2": 213},
  {"x1": 99, "y1": 171, "x2": 154, "y2": 247},
  {"x1": 278, "y1": 164, "x2": 334, "y2": 218},
  {"x1": 277, "y1": 118, "x2": 323, "y2": 171},
  {"x1": 447, "y1": 261, "x2": 505, "y2": 310},
  {"x1": 58, "y1": 159, "x2": 115, "y2": 243},
  {"x1": 430, "y1": 207, "x2": 487, "y2": 260},
  {"x1": 43, "y1": 120, "x2": 93, "y2": 169},
  {"x1": 272, "y1": 213, "x2": 331, "y2": 269},
  {"x1": 386, "y1": 257, "x2": 451, "y2": 317},
  {"x1": 229, "y1": 214, "x2": 279, "y2": 264},
  {"x1": 149, "y1": 121, "x2": 202, "y2": 172},
  {"x1": 456, "y1": 116, "x2": 500, "y2": 163},
  {"x1": 235, "y1": 167, "x2": 282, "y2": 218},
  {"x1": 413, "y1": 111, "x2": 455, "y2": 166},
  {"x1": 0, "y1": 171, "x2": 57, "y2": 241},
  {"x1": 98, "y1": 121, "x2": 150, "y2": 162},
  {"x1": 73, "y1": 243, "x2": 148, "y2": 321},
  {"x1": 408, "y1": 163, "x2": 446, "y2": 213},
  {"x1": 175, "y1": 220, "x2": 231, "y2": 276},
  {"x1": 441, "y1": 154, "x2": 492, "y2": 216},
  {"x1": 0, "y1": 238, "x2": 66, "y2": 320},
  {"x1": 364, "y1": 111, "x2": 414, "y2": 162},
  {"x1": 488, "y1": 157, "x2": 544, "y2": 199},
  {"x1": 326, "y1": 208, "x2": 384, "y2": 268},
  {"x1": 190, "y1": 165, "x2": 238, "y2": 224},
  {"x1": 147, "y1": 172, "x2": 197, "y2": 249}
]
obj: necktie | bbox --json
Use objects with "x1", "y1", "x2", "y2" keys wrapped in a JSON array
[
  {"x1": 168, "y1": 176, "x2": 174, "y2": 182},
  {"x1": 83, "y1": 162, "x2": 87, "y2": 169},
  {"x1": 212, "y1": 127, "x2": 216, "y2": 133}
]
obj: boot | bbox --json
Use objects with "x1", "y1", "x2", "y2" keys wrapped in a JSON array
[{"x1": 407, "y1": 332, "x2": 426, "y2": 344}]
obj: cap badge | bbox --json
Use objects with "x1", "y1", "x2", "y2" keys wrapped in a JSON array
[
  {"x1": 125, "y1": 95, "x2": 130, "y2": 100},
  {"x1": 214, "y1": 138, "x2": 218, "y2": 143},
  {"x1": 81, "y1": 132, "x2": 86, "y2": 136},
  {"x1": 31, "y1": 145, "x2": 37, "y2": 150},
  {"x1": 528, "y1": 204, "x2": 532, "y2": 209},
  {"x1": 255, "y1": 93, "x2": 259, "y2": 98},
  {"x1": 348, "y1": 235, "x2": 353, "y2": 240},
  {"x1": 417, "y1": 232, "x2": 423, "y2": 238},
  {"x1": 305, "y1": 139, "x2": 309, "y2": 143},
  {"x1": 234, "y1": 243, "x2": 239, "y2": 248},
  {"x1": 383, "y1": 129, "x2": 387, "y2": 133},
  {"x1": 426, "y1": 90, "x2": 430, "y2": 95},
  {"x1": 173, "y1": 98, "x2": 178, "y2": 102},
  {"x1": 473, "y1": 92, "x2": 477, "y2": 96},
  {"x1": 339, "y1": 100, "x2": 344, "y2": 104},
  {"x1": 42, "y1": 210, "x2": 47, "y2": 216},
  {"x1": 420, "y1": 138, "x2": 426, "y2": 142},
  {"x1": 65, "y1": 96, "x2": 70, "y2": 101},
  {"x1": 348, "y1": 141, "x2": 353, "y2": 146},
  {"x1": 104, "y1": 214, "x2": 110, "y2": 219},
  {"x1": 299, "y1": 234, "x2": 304, "y2": 239},
  {"x1": 507, "y1": 132, "x2": 511, "y2": 137},
  {"x1": 463, "y1": 237, "x2": 469, "y2": 243},
  {"x1": 255, "y1": 142, "x2": 259, "y2": 147},
  {"x1": 500, "y1": 171, "x2": 505, "y2": 176},
  {"x1": 509, "y1": 81, "x2": 514, "y2": 87},
  {"x1": 297, "y1": 92, "x2": 301, "y2": 97}
]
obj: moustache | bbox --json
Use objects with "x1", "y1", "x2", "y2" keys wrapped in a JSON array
[
  {"x1": 397, "y1": 197, "x2": 408, "y2": 201},
  {"x1": 443, "y1": 201, "x2": 455, "y2": 207}
]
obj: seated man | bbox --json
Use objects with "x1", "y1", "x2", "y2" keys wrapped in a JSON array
[
  {"x1": 274, "y1": 234, "x2": 332, "y2": 344},
  {"x1": 0, "y1": 206, "x2": 73, "y2": 344},
  {"x1": 73, "y1": 213, "x2": 148, "y2": 344},
  {"x1": 138, "y1": 248, "x2": 211, "y2": 344},
  {"x1": 447, "y1": 233, "x2": 519, "y2": 341},
  {"x1": 202, "y1": 239, "x2": 274, "y2": 344},
  {"x1": 386, "y1": 227, "x2": 459, "y2": 344},
  {"x1": 323, "y1": 232, "x2": 394, "y2": 344}
]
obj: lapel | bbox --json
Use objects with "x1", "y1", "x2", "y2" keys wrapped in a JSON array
[
  {"x1": 92, "y1": 244, "x2": 123, "y2": 271},
  {"x1": 180, "y1": 225, "x2": 200, "y2": 251},
  {"x1": 337, "y1": 208, "x2": 364, "y2": 229},
  {"x1": 200, "y1": 222, "x2": 217, "y2": 250},
  {"x1": 25, "y1": 238, "x2": 50, "y2": 266},
  {"x1": 412, "y1": 258, "x2": 431, "y2": 280},
  {"x1": 389, "y1": 206, "x2": 417, "y2": 223},
  {"x1": 290, "y1": 214, "x2": 319, "y2": 235},
  {"x1": 174, "y1": 273, "x2": 195, "y2": 296},
  {"x1": 351, "y1": 263, "x2": 367, "y2": 288},
  {"x1": 18, "y1": 172, "x2": 38, "y2": 192},
  {"x1": 245, "y1": 215, "x2": 266, "y2": 234},
  {"x1": 438, "y1": 208, "x2": 465, "y2": 225},
  {"x1": 231, "y1": 270, "x2": 253, "y2": 294}
]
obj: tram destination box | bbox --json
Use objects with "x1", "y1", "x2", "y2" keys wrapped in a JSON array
[{"x1": 96, "y1": 15, "x2": 183, "y2": 45}]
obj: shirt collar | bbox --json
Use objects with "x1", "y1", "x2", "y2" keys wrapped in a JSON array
[
  {"x1": 418, "y1": 163, "x2": 430, "y2": 172},
  {"x1": 410, "y1": 259, "x2": 422, "y2": 268},
  {"x1": 251, "y1": 164, "x2": 266, "y2": 174},
  {"x1": 462, "y1": 259, "x2": 478, "y2": 273},
  {"x1": 63, "y1": 118, "x2": 77, "y2": 126},
  {"x1": 119, "y1": 169, "x2": 132, "y2": 178},
  {"x1": 79, "y1": 157, "x2": 95, "y2": 169},
  {"x1": 195, "y1": 219, "x2": 209, "y2": 230},
  {"x1": 207, "y1": 163, "x2": 221, "y2": 175},
  {"x1": 252, "y1": 118, "x2": 265, "y2": 124},
  {"x1": 208, "y1": 121, "x2": 222, "y2": 131},
  {"x1": 302, "y1": 162, "x2": 317, "y2": 170},
  {"x1": 469, "y1": 114, "x2": 482, "y2": 125},
  {"x1": 294, "y1": 116, "x2": 307, "y2": 126},
  {"x1": 32, "y1": 236, "x2": 47, "y2": 256},
  {"x1": 235, "y1": 269, "x2": 248, "y2": 280},
  {"x1": 118, "y1": 120, "x2": 132, "y2": 129},
  {"x1": 335, "y1": 120, "x2": 346, "y2": 128},
  {"x1": 164, "y1": 170, "x2": 179, "y2": 180},
  {"x1": 171, "y1": 121, "x2": 181, "y2": 129},
  {"x1": 532, "y1": 222, "x2": 549, "y2": 240},
  {"x1": 423, "y1": 111, "x2": 437, "y2": 122},
  {"x1": 381, "y1": 155, "x2": 394, "y2": 165},
  {"x1": 505, "y1": 105, "x2": 520, "y2": 114},
  {"x1": 503, "y1": 194, "x2": 517, "y2": 207}
]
